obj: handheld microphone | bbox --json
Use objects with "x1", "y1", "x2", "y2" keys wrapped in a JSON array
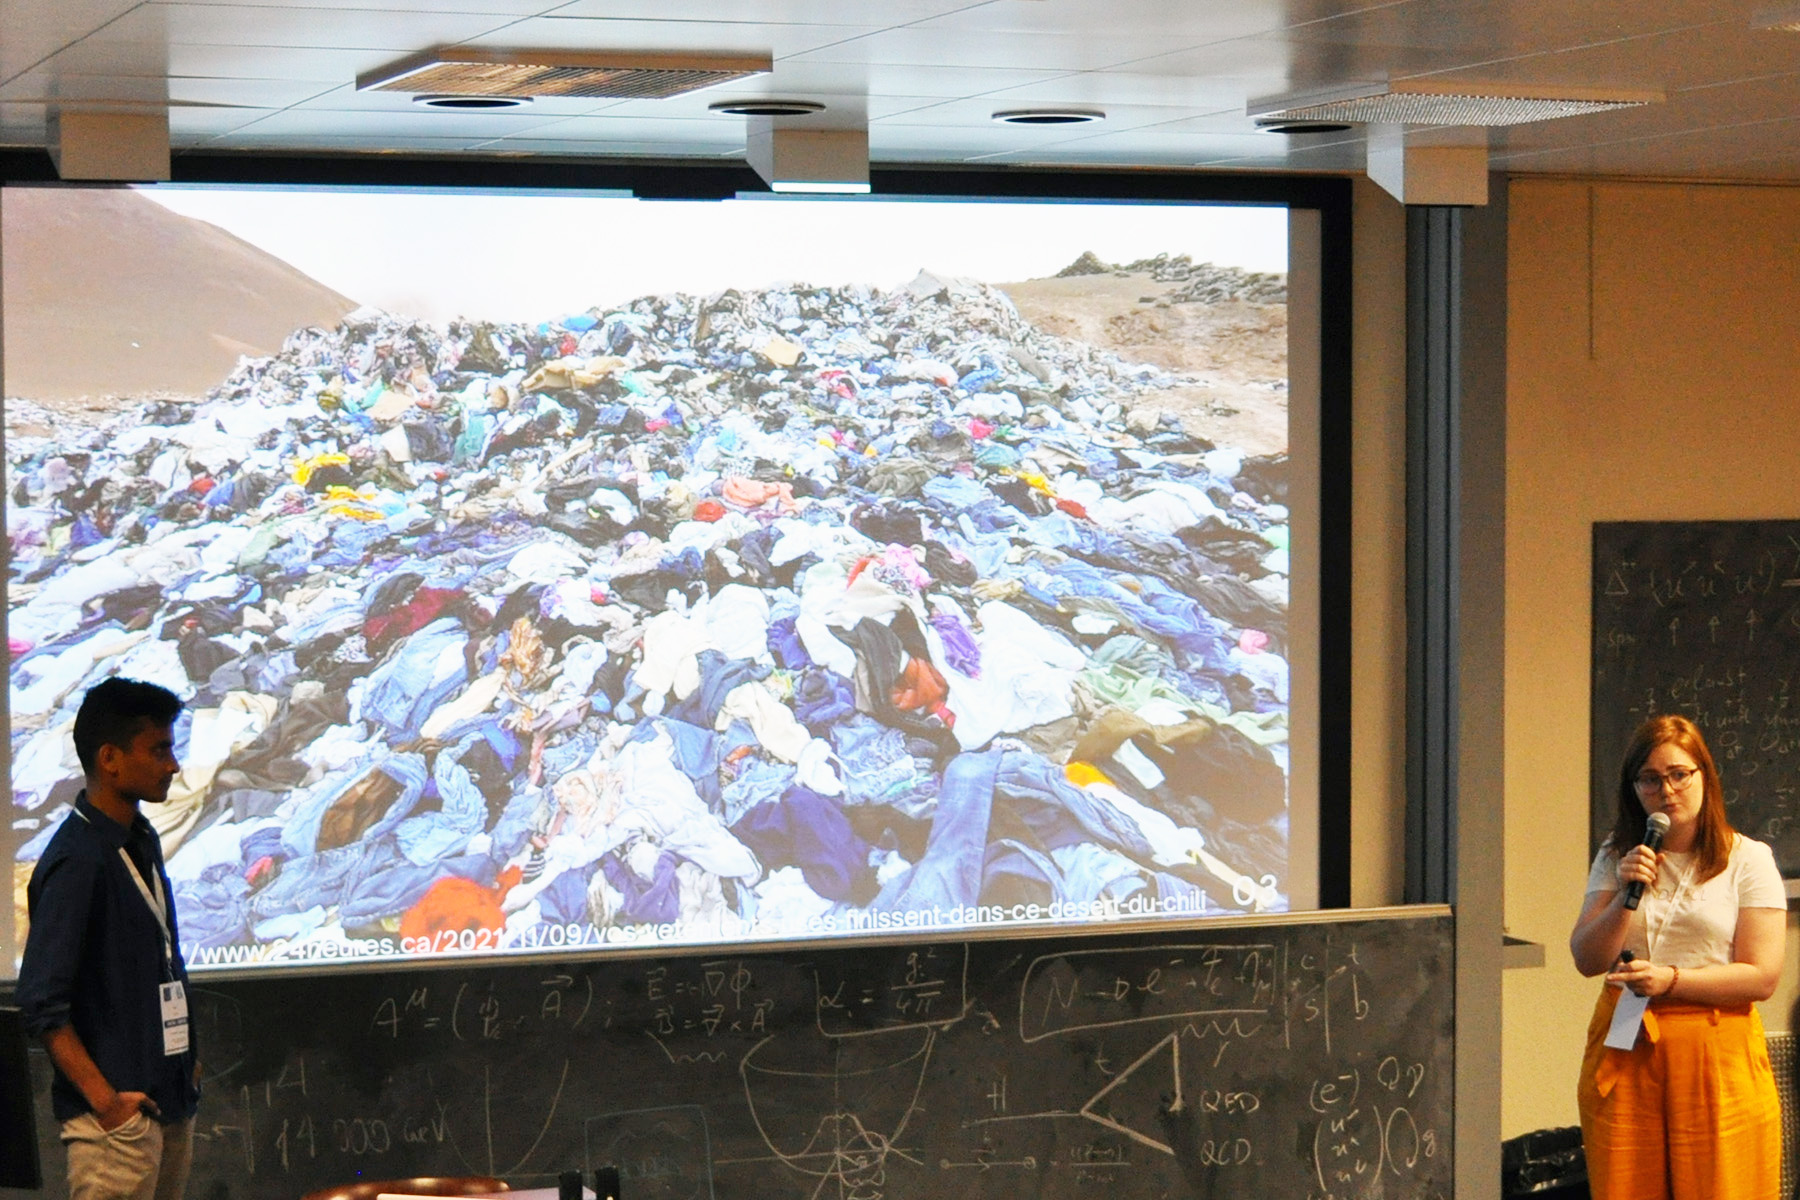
[{"x1": 1622, "y1": 812, "x2": 1671, "y2": 911}]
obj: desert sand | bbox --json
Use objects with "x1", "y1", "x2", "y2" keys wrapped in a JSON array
[
  {"x1": 0, "y1": 187, "x2": 357, "y2": 428},
  {"x1": 997, "y1": 271, "x2": 1288, "y2": 457}
]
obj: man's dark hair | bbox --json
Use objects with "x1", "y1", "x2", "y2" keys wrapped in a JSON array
[{"x1": 72, "y1": 677, "x2": 184, "y2": 775}]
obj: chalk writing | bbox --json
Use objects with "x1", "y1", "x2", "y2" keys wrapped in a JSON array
[
  {"x1": 1594, "y1": 522, "x2": 1800, "y2": 875},
  {"x1": 43, "y1": 917, "x2": 1452, "y2": 1200}
]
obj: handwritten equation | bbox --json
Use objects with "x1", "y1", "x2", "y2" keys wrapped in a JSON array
[
  {"x1": 1018, "y1": 938, "x2": 1367, "y2": 1052},
  {"x1": 1594, "y1": 522, "x2": 1800, "y2": 869},
  {"x1": 157, "y1": 916, "x2": 1451, "y2": 1200}
]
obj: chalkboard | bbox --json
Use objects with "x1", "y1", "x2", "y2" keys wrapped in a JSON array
[
  {"x1": 14, "y1": 913, "x2": 1452, "y2": 1200},
  {"x1": 1592, "y1": 521, "x2": 1800, "y2": 875}
]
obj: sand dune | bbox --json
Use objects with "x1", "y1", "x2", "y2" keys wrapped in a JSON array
[{"x1": 1, "y1": 186, "x2": 357, "y2": 408}]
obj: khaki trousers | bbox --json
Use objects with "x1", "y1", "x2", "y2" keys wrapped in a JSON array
[
  {"x1": 60, "y1": 1113, "x2": 193, "y2": 1200},
  {"x1": 1578, "y1": 985, "x2": 1780, "y2": 1200}
]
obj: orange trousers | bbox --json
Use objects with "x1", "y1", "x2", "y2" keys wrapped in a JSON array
[{"x1": 1578, "y1": 985, "x2": 1780, "y2": 1200}]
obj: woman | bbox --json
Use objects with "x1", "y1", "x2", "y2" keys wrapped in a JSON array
[{"x1": 1570, "y1": 715, "x2": 1786, "y2": 1200}]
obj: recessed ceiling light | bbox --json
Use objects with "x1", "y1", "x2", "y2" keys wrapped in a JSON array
[
  {"x1": 709, "y1": 100, "x2": 826, "y2": 117},
  {"x1": 992, "y1": 109, "x2": 1105, "y2": 125},
  {"x1": 414, "y1": 95, "x2": 533, "y2": 109},
  {"x1": 1255, "y1": 119, "x2": 1353, "y2": 134}
]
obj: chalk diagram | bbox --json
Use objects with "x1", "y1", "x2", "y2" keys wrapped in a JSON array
[
  {"x1": 945, "y1": 937, "x2": 1443, "y2": 1200},
  {"x1": 958, "y1": 1026, "x2": 1192, "y2": 1164},
  {"x1": 739, "y1": 1029, "x2": 937, "y2": 1199},
  {"x1": 731, "y1": 945, "x2": 971, "y2": 1199},
  {"x1": 942, "y1": 942, "x2": 1282, "y2": 1161}
]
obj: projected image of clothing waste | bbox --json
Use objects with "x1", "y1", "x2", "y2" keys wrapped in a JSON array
[{"x1": 5, "y1": 185, "x2": 1294, "y2": 969}]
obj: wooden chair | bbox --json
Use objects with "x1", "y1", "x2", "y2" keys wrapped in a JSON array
[{"x1": 300, "y1": 1176, "x2": 509, "y2": 1200}]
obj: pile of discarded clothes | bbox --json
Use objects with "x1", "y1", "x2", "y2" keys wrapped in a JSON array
[{"x1": 9, "y1": 267, "x2": 1294, "y2": 963}]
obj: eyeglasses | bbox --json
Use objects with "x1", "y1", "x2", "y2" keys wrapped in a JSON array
[{"x1": 1634, "y1": 766, "x2": 1700, "y2": 792}]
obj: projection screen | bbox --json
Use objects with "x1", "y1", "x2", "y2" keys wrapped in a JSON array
[{"x1": 4, "y1": 178, "x2": 1332, "y2": 973}]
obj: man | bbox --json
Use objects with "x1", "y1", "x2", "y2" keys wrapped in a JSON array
[{"x1": 17, "y1": 678, "x2": 201, "y2": 1200}]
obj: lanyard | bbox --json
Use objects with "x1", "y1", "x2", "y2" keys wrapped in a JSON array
[
  {"x1": 72, "y1": 804, "x2": 174, "y2": 969},
  {"x1": 1642, "y1": 853, "x2": 1693, "y2": 963},
  {"x1": 119, "y1": 847, "x2": 175, "y2": 970}
]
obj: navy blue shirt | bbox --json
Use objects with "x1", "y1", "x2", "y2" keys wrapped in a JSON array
[{"x1": 17, "y1": 793, "x2": 201, "y2": 1124}]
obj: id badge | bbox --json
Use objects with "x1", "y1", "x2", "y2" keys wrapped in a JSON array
[{"x1": 160, "y1": 981, "x2": 190, "y2": 1056}]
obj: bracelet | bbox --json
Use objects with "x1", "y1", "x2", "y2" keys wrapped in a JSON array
[{"x1": 1668, "y1": 965, "x2": 1680, "y2": 997}]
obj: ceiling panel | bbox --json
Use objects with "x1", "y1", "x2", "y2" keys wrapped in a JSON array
[
  {"x1": 223, "y1": 105, "x2": 565, "y2": 138},
  {"x1": 458, "y1": 15, "x2": 857, "y2": 57},
  {"x1": 90, "y1": 3, "x2": 518, "y2": 49},
  {"x1": 956, "y1": 71, "x2": 1274, "y2": 111},
  {"x1": 899, "y1": 0, "x2": 1429, "y2": 42},
  {"x1": 1265, "y1": 0, "x2": 1739, "y2": 54},
  {"x1": 285, "y1": 81, "x2": 619, "y2": 118},
  {"x1": 1497, "y1": 112, "x2": 1800, "y2": 165},
  {"x1": 160, "y1": 0, "x2": 574, "y2": 12},
  {"x1": 1410, "y1": 27, "x2": 1800, "y2": 94},
  {"x1": 814, "y1": 62, "x2": 1073, "y2": 98},
  {"x1": 0, "y1": 68, "x2": 170, "y2": 102},
  {"x1": 188, "y1": 131, "x2": 510, "y2": 150},
  {"x1": 168, "y1": 74, "x2": 328, "y2": 105},
  {"x1": 0, "y1": 0, "x2": 1797, "y2": 180},
  {"x1": 1483, "y1": 79, "x2": 1800, "y2": 164},
  {"x1": 873, "y1": 101, "x2": 1251, "y2": 144},
  {"x1": 0, "y1": 0, "x2": 141, "y2": 81},
  {"x1": 1142, "y1": 32, "x2": 1443, "y2": 87},
  {"x1": 169, "y1": 105, "x2": 274, "y2": 137},
  {"x1": 542, "y1": 0, "x2": 974, "y2": 23},
  {"x1": 15, "y1": 40, "x2": 174, "y2": 81},
  {"x1": 0, "y1": 68, "x2": 331, "y2": 108},
  {"x1": 863, "y1": 122, "x2": 1320, "y2": 169},
  {"x1": 971, "y1": 143, "x2": 1308, "y2": 169},
  {"x1": 0, "y1": 101, "x2": 50, "y2": 136},
  {"x1": 482, "y1": 112, "x2": 746, "y2": 142},
  {"x1": 784, "y1": 26, "x2": 1231, "y2": 72},
  {"x1": 468, "y1": 144, "x2": 745, "y2": 163},
  {"x1": 165, "y1": 43, "x2": 404, "y2": 80}
]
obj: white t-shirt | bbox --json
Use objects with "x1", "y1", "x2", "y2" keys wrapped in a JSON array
[{"x1": 1586, "y1": 833, "x2": 1786, "y2": 968}]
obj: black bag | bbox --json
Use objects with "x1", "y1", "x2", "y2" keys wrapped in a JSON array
[{"x1": 1501, "y1": 1125, "x2": 1588, "y2": 1197}]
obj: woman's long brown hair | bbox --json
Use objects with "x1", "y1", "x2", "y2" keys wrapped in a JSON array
[{"x1": 1608, "y1": 714, "x2": 1733, "y2": 884}]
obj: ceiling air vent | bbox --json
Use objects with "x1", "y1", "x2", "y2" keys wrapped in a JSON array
[
  {"x1": 358, "y1": 48, "x2": 771, "y2": 102},
  {"x1": 1249, "y1": 80, "x2": 1661, "y2": 127}
]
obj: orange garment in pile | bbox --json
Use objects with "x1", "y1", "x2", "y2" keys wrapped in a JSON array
[
  {"x1": 400, "y1": 866, "x2": 523, "y2": 946},
  {"x1": 720, "y1": 476, "x2": 800, "y2": 514},
  {"x1": 1578, "y1": 984, "x2": 1780, "y2": 1200}
]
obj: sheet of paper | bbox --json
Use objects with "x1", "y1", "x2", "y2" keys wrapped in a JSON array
[{"x1": 1604, "y1": 988, "x2": 1650, "y2": 1050}]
